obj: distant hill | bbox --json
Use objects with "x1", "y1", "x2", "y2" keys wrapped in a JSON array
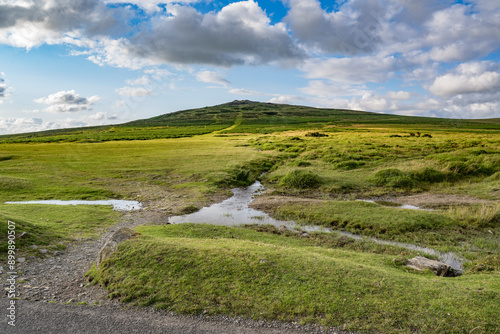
[{"x1": 1, "y1": 101, "x2": 499, "y2": 143}]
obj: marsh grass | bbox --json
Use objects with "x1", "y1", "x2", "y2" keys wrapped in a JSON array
[{"x1": 446, "y1": 203, "x2": 500, "y2": 228}]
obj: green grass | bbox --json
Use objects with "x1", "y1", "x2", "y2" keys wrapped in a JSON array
[
  {"x1": 0, "y1": 135, "x2": 273, "y2": 205},
  {"x1": 88, "y1": 224, "x2": 499, "y2": 334},
  {"x1": 0, "y1": 204, "x2": 119, "y2": 260}
]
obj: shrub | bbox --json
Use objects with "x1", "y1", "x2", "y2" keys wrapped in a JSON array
[
  {"x1": 280, "y1": 170, "x2": 321, "y2": 189},
  {"x1": 410, "y1": 167, "x2": 447, "y2": 183},
  {"x1": 305, "y1": 132, "x2": 328, "y2": 138},
  {"x1": 373, "y1": 169, "x2": 414, "y2": 188},
  {"x1": 334, "y1": 160, "x2": 366, "y2": 170}
]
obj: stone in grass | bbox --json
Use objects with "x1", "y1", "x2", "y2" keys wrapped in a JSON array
[
  {"x1": 96, "y1": 228, "x2": 140, "y2": 268},
  {"x1": 405, "y1": 256, "x2": 451, "y2": 277},
  {"x1": 39, "y1": 249, "x2": 48, "y2": 254}
]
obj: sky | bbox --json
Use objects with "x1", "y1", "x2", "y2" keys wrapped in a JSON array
[{"x1": 0, "y1": 0, "x2": 500, "y2": 135}]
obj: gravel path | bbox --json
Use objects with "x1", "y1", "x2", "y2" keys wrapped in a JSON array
[
  {"x1": 1, "y1": 209, "x2": 349, "y2": 334},
  {"x1": 0, "y1": 299, "x2": 346, "y2": 334}
]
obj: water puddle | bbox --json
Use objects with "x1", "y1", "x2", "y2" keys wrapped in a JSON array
[
  {"x1": 169, "y1": 181, "x2": 463, "y2": 271},
  {"x1": 5, "y1": 200, "x2": 142, "y2": 211}
]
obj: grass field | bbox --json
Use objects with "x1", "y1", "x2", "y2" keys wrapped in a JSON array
[{"x1": 1, "y1": 101, "x2": 499, "y2": 333}]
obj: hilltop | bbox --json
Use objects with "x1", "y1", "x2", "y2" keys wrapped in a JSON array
[{"x1": 1, "y1": 101, "x2": 499, "y2": 143}]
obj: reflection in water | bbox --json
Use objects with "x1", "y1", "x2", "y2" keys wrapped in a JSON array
[
  {"x1": 169, "y1": 181, "x2": 463, "y2": 271},
  {"x1": 5, "y1": 199, "x2": 142, "y2": 211},
  {"x1": 169, "y1": 182, "x2": 326, "y2": 231}
]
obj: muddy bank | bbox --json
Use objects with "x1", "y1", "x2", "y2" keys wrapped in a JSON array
[
  {"x1": 392, "y1": 193, "x2": 495, "y2": 209},
  {"x1": 251, "y1": 193, "x2": 495, "y2": 211}
]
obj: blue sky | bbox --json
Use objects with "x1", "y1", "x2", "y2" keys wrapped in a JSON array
[{"x1": 0, "y1": 0, "x2": 499, "y2": 134}]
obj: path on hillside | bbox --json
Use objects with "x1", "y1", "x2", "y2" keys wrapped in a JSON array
[
  {"x1": 214, "y1": 112, "x2": 243, "y2": 134},
  {"x1": 1, "y1": 208, "x2": 346, "y2": 334}
]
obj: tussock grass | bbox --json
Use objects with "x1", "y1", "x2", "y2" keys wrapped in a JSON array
[
  {"x1": 446, "y1": 203, "x2": 500, "y2": 228},
  {"x1": 279, "y1": 170, "x2": 321, "y2": 189}
]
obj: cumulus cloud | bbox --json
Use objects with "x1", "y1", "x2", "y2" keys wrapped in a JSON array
[
  {"x1": 302, "y1": 55, "x2": 398, "y2": 83},
  {"x1": 127, "y1": 1, "x2": 304, "y2": 66},
  {"x1": 0, "y1": 117, "x2": 44, "y2": 134},
  {"x1": 285, "y1": 0, "x2": 402, "y2": 55},
  {"x1": 34, "y1": 90, "x2": 100, "y2": 112},
  {"x1": 0, "y1": 0, "x2": 130, "y2": 49},
  {"x1": 429, "y1": 61, "x2": 500, "y2": 97},
  {"x1": 115, "y1": 86, "x2": 153, "y2": 97},
  {"x1": 267, "y1": 95, "x2": 300, "y2": 104},
  {"x1": 386, "y1": 91, "x2": 411, "y2": 100},
  {"x1": 300, "y1": 80, "x2": 370, "y2": 97},
  {"x1": 195, "y1": 70, "x2": 230, "y2": 86}
]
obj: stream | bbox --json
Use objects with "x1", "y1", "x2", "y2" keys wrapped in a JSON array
[{"x1": 169, "y1": 181, "x2": 464, "y2": 271}]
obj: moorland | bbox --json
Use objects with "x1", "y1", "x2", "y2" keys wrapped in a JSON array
[{"x1": 1, "y1": 101, "x2": 499, "y2": 333}]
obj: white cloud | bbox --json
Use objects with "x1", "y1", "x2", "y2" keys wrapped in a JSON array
[
  {"x1": 285, "y1": 0, "x2": 402, "y2": 54},
  {"x1": 386, "y1": 91, "x2": 411, "y2": 100},
  {"x1": 0, "y1": 0, "x2": 129, "y2": 49},
  {"x1": 267, "y1": 95, "x2": 298, "y2": 104},
  {"x1": 228, "y1": 88, "x2": 263, "y2": 96},
  {"x1": 115, "y1": 86, "x2": 153, "y2": 97},
  {"x1": 127, "y1": 0, "x2": 304, "y2": 66},
  {"x1": 429, "y1": 61, "x2": 500, "y2": 97},
  {"x1": 195, "y1": 70, "x2": 230, "y2": 86},
  {"x1": 300, "y1": 80, "x2": 370, "y2": 97},
  {"x1": 349, "y1": 94, "x2": 389, "y2": 112},
  {"x1": 127, "y1": 76, "x2": 151, "y2": 86},
  {"x1": 34, "y1": 90, "x2": 100, "y2": 112},
  {"x1": 302, "y1": 55, "x2": 397, "y2": 83}
]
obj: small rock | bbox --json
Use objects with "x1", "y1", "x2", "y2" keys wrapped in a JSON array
[
  {"x1": 53, "y1": 251, "x2": 64, "y2": 256},
  {"x1": 18, "y1": 257, "x2": 26, "y2": 263},
  {"x1": 29, "y1": 245, "x2": 38, "y2": 250},
  {"x1": 405, "y1": 256, "x2": 451, "y2": 277},
  {"x1": 39, "y1": 249, "x2": 48, "y2": 254}
]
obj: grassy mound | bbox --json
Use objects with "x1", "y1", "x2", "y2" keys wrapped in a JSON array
[{"x1": 280, "y1": 170, "x2": 321, "y2": 189}]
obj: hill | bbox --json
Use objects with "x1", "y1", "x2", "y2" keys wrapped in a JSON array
[{"x1": 1, "y1": 100, "x2": 499, "y2": 143}]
